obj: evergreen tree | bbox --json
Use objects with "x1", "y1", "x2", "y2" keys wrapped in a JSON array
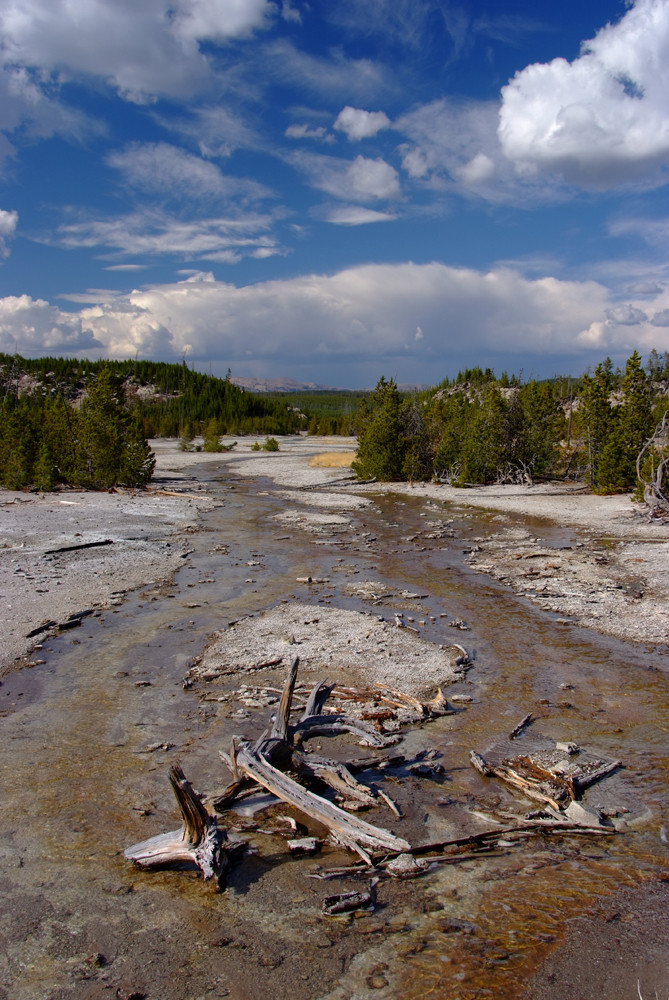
[
  {"x1": 352, "y1": 377, "x2": 406, "y2": 481},
  {"x1": 596, "y1": 351, "x2": 652, "y2": 493},
  {"x1": 579, "y1": 358, "x2": 616, "y2": 486}
]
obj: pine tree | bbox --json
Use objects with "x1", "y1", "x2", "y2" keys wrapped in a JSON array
[
  {"x1": 596, "y1": 351, "x2": 652, "y2": 493},
  {"x1": 579, "y1": 358, "x2": 616, "y2": 487},
  {"x1": 352, "y1": 377, "x2": 406, "y2": 481}
]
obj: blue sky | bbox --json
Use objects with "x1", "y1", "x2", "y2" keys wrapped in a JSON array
[{"x1": 1, "y1": 0, "x2": 669, "y2": 387}]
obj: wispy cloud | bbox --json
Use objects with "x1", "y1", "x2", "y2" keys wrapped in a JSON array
[
  {"x1": 316, "y1": 204, "x2": 397, "y2": 225},
  {"x1": 53, "y1": 208, "x2": 283, "y2": 264},
  {"x1": 108, "y1": 142, "x2": 273, "y2": 202},
  {"x1": 0, "y1": 208, "x2": 18, "y2": 257},
  {"x1": 288, "y1": 150, "x2": 401, "y2": 201}
]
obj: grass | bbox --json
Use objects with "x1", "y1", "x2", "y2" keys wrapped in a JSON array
[{"x1": 309, "y1": 451, "x2": 356, "y2": 468}]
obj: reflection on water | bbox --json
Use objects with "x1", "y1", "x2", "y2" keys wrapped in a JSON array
[{"x1": 1, "y1": 469, "x2": 668, "y2": 1000}]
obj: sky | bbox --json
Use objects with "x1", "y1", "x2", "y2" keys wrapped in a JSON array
[{"x1": 1, "y1": 0, "x2": 669, "y2": 388}]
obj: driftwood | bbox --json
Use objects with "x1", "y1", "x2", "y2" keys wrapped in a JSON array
[
  {"x1": 509, "y1": 713, "x2": 533, "y2": 739},
  {"x1": 322, "y1": 878, "x2": 378, "y2": 915},
  {"x1": 127, "y1": 664, "x2": 621, "y2": 895},
  {"x1": 233, "y1": 741, "x2": 410, "y2": 859},
  {"x1": 469, "y1": 744, "x2": 623, "y2": 813},
  {"x1": 125, "y1": 763, "x2": 232, "y2": 888}
]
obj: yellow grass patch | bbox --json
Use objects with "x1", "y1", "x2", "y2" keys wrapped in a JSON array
[{"x1": 309, "y1": 451, "x2": 356, "y2": 468}]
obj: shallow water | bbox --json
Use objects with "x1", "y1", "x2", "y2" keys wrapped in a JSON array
[{"x1": 1, "y1": 466, "x2": 668, "y2": 1000}]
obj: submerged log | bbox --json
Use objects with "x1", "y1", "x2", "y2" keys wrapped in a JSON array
[{"x1": 124, "y1": 763, "x2": 231, "y2": 888}]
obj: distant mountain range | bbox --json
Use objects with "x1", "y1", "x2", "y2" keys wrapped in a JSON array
[{"x1": 230, "y1": 376, "x2": 430, "y2": 393}]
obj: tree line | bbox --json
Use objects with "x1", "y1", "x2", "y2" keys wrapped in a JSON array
[
  {"x1": 352, "y1": 350, "x2": 669, "y2": 495},
  {"x1": 0, "y1": 354, "x2": 307, "y2": 490}
]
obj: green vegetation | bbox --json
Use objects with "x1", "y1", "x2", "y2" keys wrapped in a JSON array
[
  {"x1": 353, "y1": 351, "x2": 669, "y2": 494},
  {"x1": 0, "y1": 354, "x2": 307, "y2": 490},
  {"x1": 1, "y1": 349, "x2": 667, "y2": 497},
  {"x1": 0, "y1": 364, "x2": 154, "y2": 490},
  {"x1": 263, "y1": 390, "x2": 363, "y2": 436}
]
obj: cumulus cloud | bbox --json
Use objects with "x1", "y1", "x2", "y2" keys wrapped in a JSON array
[
  {"x1": 53, "y1": 208, "x2": 282, "y2": 263},
  {"x1": 498, "y1": 0, "x2": 669, "y2": 188},
  {"x1": 334, "y1": 106, "x2": 391, "y2": 141},
  {"x1": 289, "y1": 151, "x2": 401, "y2": 201},
  {"x1": 0, "y1": 208, "x2": 18, "y2": 257},
  {"x1": 396, "y1": 99, "x2": 560, "y2": 203},
  {"x1": 651, "y1": 308, "x2": 669, "y2": 326},
  {"x1": 0, "y1": 0, "x2": 274, "y2": 102},
  {"x1": 0, "y1": 262, "x2": 633, "y2": 369},
  {"x1": 605, "y1": 303, "x2": 648, "y2": 325},
  {"x1": 0, "y1": 294, "x2": 97, "y2": 353}
]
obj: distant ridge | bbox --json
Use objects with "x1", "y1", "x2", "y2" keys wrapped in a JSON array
[
  {"x1": 230, "y1": 376, "x2": 430, "y2": 393},
  {"x1": 230, "y1": 376, "x2": 344, "y2": 393}
]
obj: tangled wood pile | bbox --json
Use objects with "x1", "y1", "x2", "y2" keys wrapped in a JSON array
[{"x1": 125, "y1": 658, "x2": 622, "y2": 904}]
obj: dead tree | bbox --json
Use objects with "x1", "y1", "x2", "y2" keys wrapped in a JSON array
[{"x1": 636, "y1": 410, "x2": 669, "y2": 518}]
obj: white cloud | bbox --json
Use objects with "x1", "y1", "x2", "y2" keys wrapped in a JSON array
[
  {"x1": 334, "y1": 106, "x2": 391, "y2": 141},
  {"x1": 455, "y1": 152, "x2": 495, "y2": 185},
  {"x1": 285, "y1": 124, "x2": 331, "y2": 141},
  {"x1": 52, "y1": 208, "x2": 282, "y2": 263},
  {"x1": 108, "y1": 142, "x2": 272, "y2": 201},
  {"x1": 0, "y1": 0, "x2": 274, "y2": 103},
  {"x1": 289, "y1": 151, "x2": 401, "y2": 201},
  {"x1": 396, "y1": 99, "x2": 560, "y2": 203},
  {"x1": 169, "y1": 0, "x2": 275, "y2": 43},
  {"x1": 162, "y1": 106, "x2": 262, "y2": 159},
  {"x1": 0, "y1": 208, "x2": 18, "y2": 257},
  {"x1": 1, "y1": 262, "x2": 649, "y2": 369},
  {"x1": 498, "y1": 0, "x2": 669, "y2": 189},
  {"x1": 605, "y1": 303, "x2": 648, "y2": 325},
  {"x1": 0, "y1": 293, "x2": 96, "y2": 353},
  {"x1": 319, "y1": 204, "x2": 396, "y2": 225}
]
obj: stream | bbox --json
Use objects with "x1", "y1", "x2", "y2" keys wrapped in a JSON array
[{"x1": 1, "y1": 463, "x2": 668, "y2": 1000}]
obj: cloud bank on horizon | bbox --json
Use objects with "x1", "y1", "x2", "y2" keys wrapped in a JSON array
[{"x1": 0, "y1": 0, "x2": 668, "y2": 385}]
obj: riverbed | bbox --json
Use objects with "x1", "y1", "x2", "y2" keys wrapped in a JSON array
[{"x1": 1, "y1": 440, "x2": 668, "y2": 1000}]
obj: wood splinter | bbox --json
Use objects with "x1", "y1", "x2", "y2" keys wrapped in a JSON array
[{"x1": 124, "y1": 763, "x2": 232, "y2": 889}]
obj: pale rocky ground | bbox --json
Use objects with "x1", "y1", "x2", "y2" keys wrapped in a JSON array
[
  {"x1": 1, "y1": 433, "x2": 668, "y2": 675},
  {"x1": 196, "y1": 602, "x2": 468, "y2": 699}
]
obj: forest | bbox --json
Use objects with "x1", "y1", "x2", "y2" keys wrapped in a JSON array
[
  {"x1": 0, "y1": 354, "x2": 308, "y2": 490},
  {"x1": 352, "y1": 349, "x2": 669, "y2": 498},
  {"x1": 0, "y1": 349, "x2": 668, "y2": 496}
]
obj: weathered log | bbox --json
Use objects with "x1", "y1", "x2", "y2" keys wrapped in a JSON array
[
  {"x1": 271, "y1": 656, "x2": 299, "y2": 742},
  {"x1": 573, "y1": 759, "x2": 623, "y2": 794},
  {"x1": 302, "y1": 679, "x2": 336, "y2": 720},
  {"x1": 469, "y1": 750, "x2": 492, "y2": 776},
  {"x1": 293, "y1": 714, "x2": 398, "y2": 748},
  {"x1": 322, "y1": 878, "x2": 378, "y2": 915},
  {"x1": 509, "y1": 713, "x2": 533, "y2": 739},
  {"x1": 233, "y1": 741, "x2": 410, "y2": 858},
  {"x1": 374, "y1": 683, "x2": 426, "y2": 716},
  {"x1": 292, "y1": 750, "x2": 377, "y2": 805},
  {"x1": 125, "y1": 763, "x2": 231, "y2": 888}
]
